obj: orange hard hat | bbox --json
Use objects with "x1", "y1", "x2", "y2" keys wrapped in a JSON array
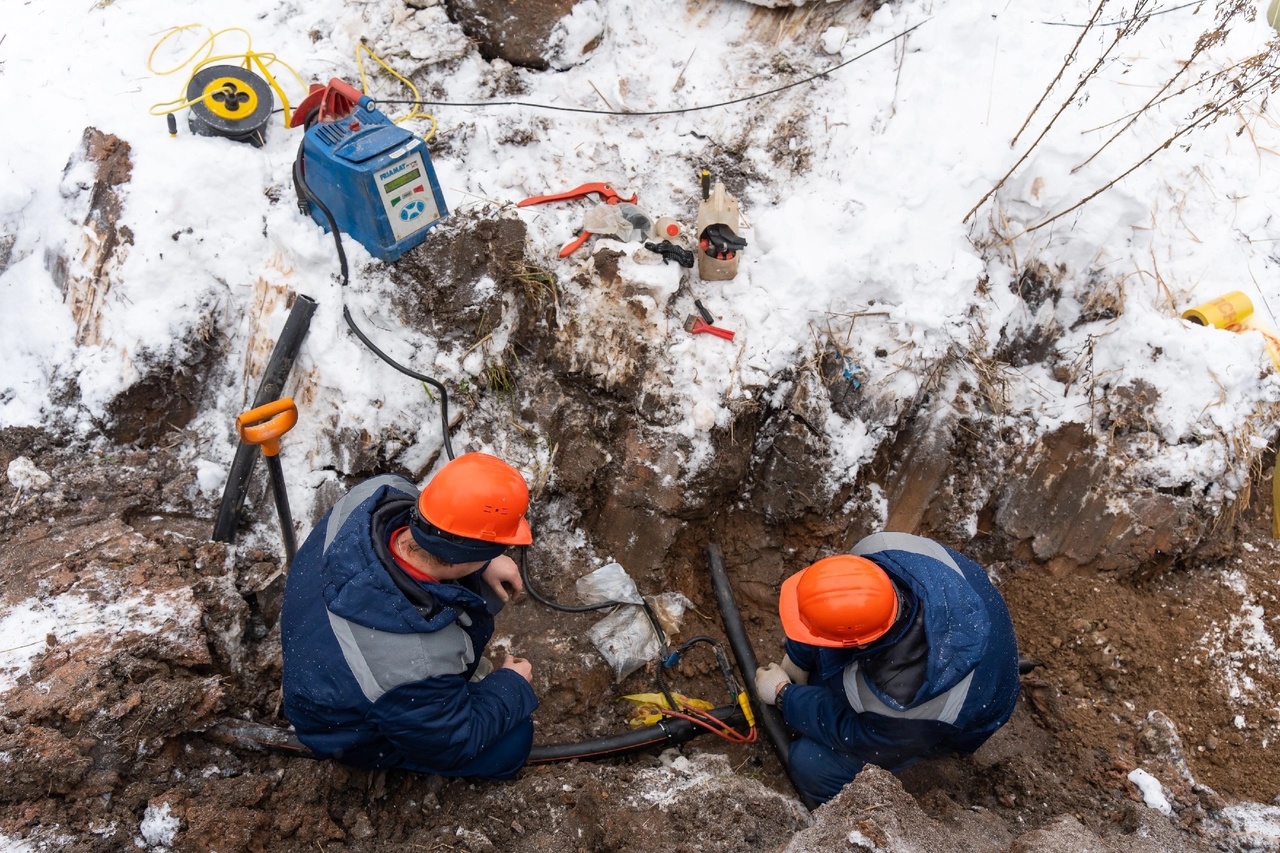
[
  {"x1": 778, "y1": 555, "x2": 898, "y2": 648},
  {"x1": 417, "y1": 452, "x2": 533, "y2": 545}
]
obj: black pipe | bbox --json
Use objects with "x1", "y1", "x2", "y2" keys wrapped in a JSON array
[
  {"x1": 527, "y1": 705, "x2": 745, "y2": 764},
  {"x1": 213, "y1": 293, "x2": 317, "y2": 543},
  {"x1": 210, "y1": 705, "x2": 746, "y2": 765},
  {"x1": 264, "y1": 453, "x2": 298, "y2": 564},
  {"x1": 706, "y1": 543, "x2": 819, "y2": 810}
]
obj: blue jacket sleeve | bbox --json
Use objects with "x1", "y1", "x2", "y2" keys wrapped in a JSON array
[
  {"x1": 369, "y1": 669, "x2": 538, "y2": 770},
  {"x1": 781, "y1": 684, "x2": 952, "y2": 768},
  {"x1": 784, "y1": 638, "x2": 821, "y2": 674}
]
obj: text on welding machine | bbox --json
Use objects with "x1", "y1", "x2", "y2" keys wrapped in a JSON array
[{"x1": 297, "y1": 80, "x2": 448, "y2": 261}]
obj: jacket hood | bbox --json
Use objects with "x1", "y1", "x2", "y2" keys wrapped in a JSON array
[
  {"x1": 808, "y1": 550, "x2": 988, "y2": 700},
  {"x1": 319, "y1": 487, "x2": 486, "y2": 634}
]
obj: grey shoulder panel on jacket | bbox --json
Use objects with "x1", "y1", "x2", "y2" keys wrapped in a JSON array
[
  {"x1": 853, "y1": 532, "x2": 962, "y2": 577},
  {"x1": 324, "y1": 474, "x2": 417, "y2": 551},
  {"x1": 327, "y1": 610, "x2": 474, "y2": 703}
]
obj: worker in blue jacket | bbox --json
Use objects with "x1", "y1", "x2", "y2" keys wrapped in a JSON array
[
  {"x1": 755, "y1": 532, "x2": 1020, "y2": 804},
  {"x1": 281, "y1": 452, "x2": 538, "y2": 779}
]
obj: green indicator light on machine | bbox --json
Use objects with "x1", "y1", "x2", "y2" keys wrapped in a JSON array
[{"x1": 384, "y1": 168, "x2": 422, "y2": 193}]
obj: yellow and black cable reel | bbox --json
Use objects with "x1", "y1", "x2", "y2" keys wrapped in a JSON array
[
  {"x1": 185, "y1": 64, "x2": 275, "y2": 146},
  {"x1": 149, "y1": 25, "x2": 305, "y2": 146}
]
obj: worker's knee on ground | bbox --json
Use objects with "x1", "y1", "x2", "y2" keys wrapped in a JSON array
[
  {"x1": 788, "y1": 737, "x2": 864, "y2": 805},
  {"x1": 451, "y1": 719, "x2": 535, "y2": 780}
]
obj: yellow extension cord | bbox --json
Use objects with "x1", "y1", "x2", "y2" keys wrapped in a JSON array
[
  {"x1": 147, "y1": 25, "x2": 436, "y2": 141},
  {"x1": 147, "y1": 25, "x2": 307, "y2": 127},
  {"x1": 355, "y1": 42, "x2": 437, "y2": 141}
]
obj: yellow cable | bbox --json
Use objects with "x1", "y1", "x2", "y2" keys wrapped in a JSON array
[
  {"x1": 147, "y1": 25, "x2": 306, "y2": 126},
  {"x1": 147, "y1": 24, "x2": 233, "y2": 76},
  {"x1": 355, "y1": 43, "x2": 438, "y2": 141}
]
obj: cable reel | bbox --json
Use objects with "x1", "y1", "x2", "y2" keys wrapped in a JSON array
[{"x1": 186, "y1": 65, "x2": 274, "y2": 147}]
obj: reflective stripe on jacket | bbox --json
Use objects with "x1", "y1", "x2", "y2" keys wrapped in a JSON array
[
  {"x1": 782, "y1": 532, "x2": 1020, "y2": 769},
  {"x1": 281, "y1": 475, "x2": 538, "y2": 776}
]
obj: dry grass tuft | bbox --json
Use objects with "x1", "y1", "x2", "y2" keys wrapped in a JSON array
[{"x1": 509, "y1": 261, "x2": 559, "y2": 309}]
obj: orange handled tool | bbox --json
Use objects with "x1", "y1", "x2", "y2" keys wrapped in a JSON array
[
  {"x1": 517, "y1": 182, "x2": 636, "y2": 208},
  {"x1": 684, "y1": 314, "x2": 736, "y2": 341},
  {"x1": 236, "y1": 398, "x2": 298, "y2": 456},
  {"x1": 517, "y1": 182, "x2": 638, "y2": 258},
  {"x1": 236, "y1": 398, "x2": 300, "y2": 564}
]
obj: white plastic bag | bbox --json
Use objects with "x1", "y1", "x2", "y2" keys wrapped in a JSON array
[
  {"x1": 582, "y1": 203, "x2": 652, "y2": 243},
  {"x1": 576, "y1": 562, "x2": 644, "y2": 605},
  {"x1": 577, "y1": 563, "x2": 691, "y2": 682}
]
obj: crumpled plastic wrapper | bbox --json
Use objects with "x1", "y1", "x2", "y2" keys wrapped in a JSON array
[{"x1": 577, "y1": 562, "x2": 691, "y2": 682}]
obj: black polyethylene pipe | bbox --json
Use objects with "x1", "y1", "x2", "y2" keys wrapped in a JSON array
[
  {"x1": 527, "y1": 705, "x2": 745, "y2": 764},
  {"x1": 213, "y1": 293, "x2": 318, "y2": 543},
  {"x1": 706, "y1": 543, "x2": 819, "y2": 810},
  {"x1": 210, "y1": 706, "x2": 747, "y2": 766}
]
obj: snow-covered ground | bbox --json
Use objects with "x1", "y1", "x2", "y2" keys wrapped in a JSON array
[
  {"x1": 4, "y1": 1, "x2": 1280, "y2": 846},
  {"x1": 4, "y1": 0, "x2": 1280, "y2": 529}
]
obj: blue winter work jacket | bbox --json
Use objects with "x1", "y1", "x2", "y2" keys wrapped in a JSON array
[
  {"x1": 281, "y1": 475, "x2": 538, "y2": 779},
  {"x1": 780, "y1": 532, "x2": 1020, "y2": 803}
]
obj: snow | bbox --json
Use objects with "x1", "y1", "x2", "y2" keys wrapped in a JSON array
[
  {"x1": 2, "y1": 0, "x2": 1280, "y2": 838},
  {"x1": 631, "y1": 750, "x2": 723, "y2": 808},
  {"x1": 138, "y1": 803, "x2": 179, "y2": 850},
  {"x1": 1222, "y1": 803, "x2": 1280, "y2": 847},
  {"x1": 4, "y1": 457, "x2": 51, "y2": 492},
  {"x1": 0, "y1": 0, "x2": 1277, "y2": 534},
  {"x1": 1198, "y1": 567, "x2": 1280, "y2": 704},
  {"x1": 0, "y1": 588, "x2": 201, "y2": 692},
  {"x1": 1127, "y1": 768, "x2": 1174, "y2": 816}
]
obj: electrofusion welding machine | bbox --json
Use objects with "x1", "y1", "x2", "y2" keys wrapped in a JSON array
[{"x1": 294, "y1": 79, "x2": 448, "y2": 262}]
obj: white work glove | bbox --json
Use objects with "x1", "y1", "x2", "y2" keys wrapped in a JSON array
[
  {"x1": 755, "y1": 663, "x2": 792, "y2": 706},
  {"x1": 781, "y1": 654, "x2": 810, "y2": 685}
]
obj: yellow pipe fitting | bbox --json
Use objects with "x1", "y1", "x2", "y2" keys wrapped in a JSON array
[{"x1": 1181, "y1": 291, "x2": 1254, "y2": 329}]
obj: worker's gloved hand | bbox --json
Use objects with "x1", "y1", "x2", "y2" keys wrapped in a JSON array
[
  {"x1": 781, "y1": 654, "x2": 810, "y2": 685},
  {"x1": 755, "y1": 663, "x2": 791, "y2": 706},
  {"x1": 501, "y1": 655, "x2": 533, "y2": 682},
  {"x1": 482, "y1": 555, "x2": 524, "y2": 603}
]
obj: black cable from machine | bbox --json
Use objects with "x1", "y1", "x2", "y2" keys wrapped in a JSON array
[
  {"x1": 374, "y1": 19, "x2": 927, "y2": 118},
  {"x1": 517, "y1": 547, "x2": 625, "y2": 613},
  {"x1": 706, "y1": 543, "x2": 818, "y2": 811},
  {"x1": 291, "y1": 139, "x2": 455, "y2": 461},
  {"x1": 518, "y1": 547, "x2": 678, "y2": 711}
]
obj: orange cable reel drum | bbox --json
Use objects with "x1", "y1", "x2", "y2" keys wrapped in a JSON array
[
  {"x1": 417, "y1": 452, "x2": 533, "y2": 545},
  {"x1": 779, "y1": 555, "x2": 898, "y2": 648}
]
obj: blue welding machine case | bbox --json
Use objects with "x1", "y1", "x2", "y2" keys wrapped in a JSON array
[{"x1": 301, "y1": 96, "x2": 448, "y2": 261}]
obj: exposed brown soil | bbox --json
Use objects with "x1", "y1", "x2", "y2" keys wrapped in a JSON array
[{"x1": 4, "y1": 208, "x2": 1279, "y2": 851}]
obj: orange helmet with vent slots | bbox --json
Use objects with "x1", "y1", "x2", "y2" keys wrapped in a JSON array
[
  {"x1": 417, "y1": 452, "x2": 532, "y2": 545},
  {"x1": 779, "y1": 555, "x2": 898, "y2": 648}
]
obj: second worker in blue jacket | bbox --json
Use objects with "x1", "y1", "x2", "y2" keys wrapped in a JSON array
[
  {"x1": 755, "y1": 532, "x2": 1021, "y2": 804},
  {"x1": 281, "y1": 452, "x2": 539, "y2": 779}
]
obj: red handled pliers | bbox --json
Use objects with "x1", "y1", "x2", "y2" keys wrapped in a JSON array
[{"x1": 517, "y1": 182, "x2": 638, "y2": 258}]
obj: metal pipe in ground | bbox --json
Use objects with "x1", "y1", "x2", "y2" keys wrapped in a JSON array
[{"x1": 706, "y1": 543, "x2": 819, "y2": 810}]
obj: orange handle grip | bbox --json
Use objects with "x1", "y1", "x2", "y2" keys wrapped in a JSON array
[
  {"x1": 236, "y1": 398, "x2": 298, "y2": 457},
  {"x1": 559, "y1": 230, "x2": 592, "y2": 258}
]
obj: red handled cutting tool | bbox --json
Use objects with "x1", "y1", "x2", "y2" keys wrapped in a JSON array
[{"x1": 517, "y1": 182, "x2": 638, "y2": 258}]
